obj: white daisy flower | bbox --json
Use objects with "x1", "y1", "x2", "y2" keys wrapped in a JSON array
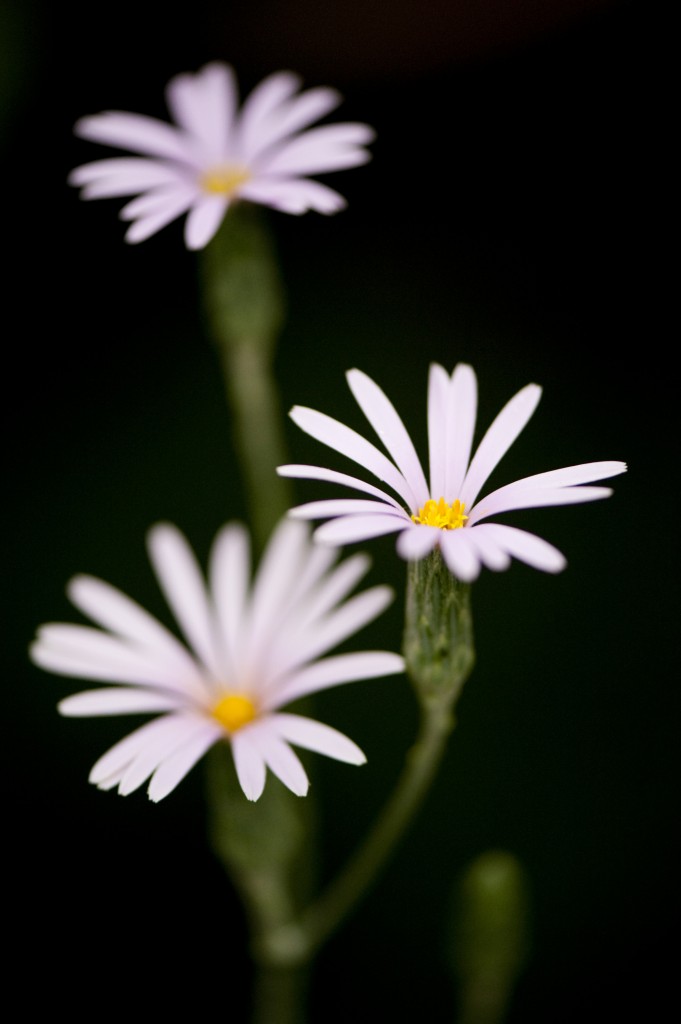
[
  {"x1": 67, "y1": 61, "x2": 374, "y2": 250},
  {"x1": 278, "y1": 364, "x2": 627, "y2": 582},
  {"x1": 30, "y1": 519, "x2": 403, "y2": 802}
]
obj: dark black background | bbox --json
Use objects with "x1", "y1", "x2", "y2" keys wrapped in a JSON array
[{"x1": 4, "y1": 1, "x2": 676, "y2": 1020}]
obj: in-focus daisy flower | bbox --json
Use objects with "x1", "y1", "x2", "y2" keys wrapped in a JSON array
[
  {"x1": 278, "y1": 364, "x2": 627, "y2": 582},
  {"x1": 68, "y1": 61, "x2": 374, "y2": 249},
  {"x1": 30, "y1": 519, "x2": 403, "y2": 802}
]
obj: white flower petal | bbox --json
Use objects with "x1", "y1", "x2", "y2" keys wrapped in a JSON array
[
  {"x1": 69, "y1": 157, "x2": 184, "y2": 195},
  {"x1": 278, "y1": 463, "x2": 405, "y2": 511},
  {"x1": 74, "y1": 111, "x2": 194, "y2": 163},
  {"x1": 147, "y1": 724, "x2": 221, "y2": 802},
  {"x1": 268, "y1": 651, "x2": 404, "y2": 708},
  {"x1": 314, "y1": 514, "x2": 409, "y2": 546},
  {"x1": 271, "y1": 713, "x2": 366, "y2": 765},
  {"x1": 235, "y1": 71, "x2": 303, "y2": 160},
  {"x1": 261, "y1": 124, "x2": 374, "y2": 176},
  {"x1": 468, "y1": 485, "x2": 615, "y2": 525},
  {"x1": 88, "y1": 715, "x2": 183, "y2": 786},
  {"x1": 439, "y1": 530, "x2": 482, "y2": 582},
  {"x1": 58, "y1": 688, "x2": 182, "y2": 717},
  {"x1": 147, "y1": 523, "x2": 222, "y2": 680},
  {"x1": 249, "y1": 720, "x2": 309, "y2": 797},
  {"x1": 479, "y1": 524, "x2": 567, "y2": 574},
  {"x1": 289, "y1": 406, "x2": 418, "y2": 510},
  {"x1": 445, "y1": 363, "x2": 478, "y2": 500},
  {"x1": 119, "y1": 184, "x2": 197, "y2": 220},
  {"x1": 183, "y1": 194, "x2": 229, "y2": 250},
  {"x1": 231, "y1": 731, "x2": 267, "y2": 801},
  {"x1": 290, "y1": 498, "x2": 403, "y2": 519},
  {"x1": 209, "y1": 523, "x2": 251, "y2": 682},
  {"x1": 123, "y1": 194, "x2": 195, "y2": 244},
  {"x1": 165, "y1": 62, "x2": 238, "y2": 160},
  {"x1": 461, "y1": 383, "x2": 542, "y2": 508},
  {"x1": 240, "y1": 178, "x2": 346, "y2": 214},
  {"x1": 247, "y1": 85, "x2": 342, "y2": 158},
  {"x1": 118, "y1": 714, "x2": 215, "y2": 796},
  {"x1": 347, "y1": 368, "x2": 430, "y2": 508},
  {"x1": 427, "y1": 363, "x2": 450, "y2": 500},
  {"x1": 395, "y1": 523, "x2": 441, "y2": 561},
  {"x1": 462, "y1": 525, "x2": 512, "y2": 571}
]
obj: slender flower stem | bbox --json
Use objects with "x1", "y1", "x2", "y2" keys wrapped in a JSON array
[{"x1": 199, "y1": 202, "x2": 293, "y2": 552}]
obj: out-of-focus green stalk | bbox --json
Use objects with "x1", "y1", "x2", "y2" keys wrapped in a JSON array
[{"x1": 199, "y1": 203, "x2": 293, "y2": 554}]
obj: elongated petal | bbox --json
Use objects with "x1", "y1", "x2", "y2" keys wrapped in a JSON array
[
  {"x1": 249, "y1": 721, "x2": 309, "y2": 796},
  {"x1": 183, "y1": 194, "x2": 229, "y2": 250},
  {"x1": 119, "y1": 184, "x2": 196, "y2": 220},
  {"x1": 289, "y1": 406, "x2": 418, "y2": 509},
  {"x1": 123, "y1": 193, "x2": 195, "y2": 244},
  {"x1": 66, "y1": 574, "x2": 203, "y2": 683},
  {"x1": 231, "y1": 730, "x2": 267, "y2": 801},
  {"x1": 445, "y1": 364, "x2": 478, "y2": 499},
  {"x1": 267, "y1": 650, "x2": 405, "y2": 707},
  {"x1": 74, "y1": 111, "x2": 194, "y2": 163},
  {"x1": 147, "y1": 724, "x2": 221, "y2": 802},
  {"x1": 278, "y1": 463, "x2": 405, "y2": 511},
  {"x1": 117, "y1": 714, "x2": 215, "y2": 796},
  {"x1": 477, "y1": 524, "x2": 566, "y2": 573},
  {"x1": 427, "y1": 363, "x2": 450, "y2": 500},
  {"x1": 439, "y1": 530, "x2": 482, "y2": 582},
  {"x1": 468, "y1": 485, "x2": 614, "y2": 526},
  {"x1": 489, "y1": 460, "x2": 628, "y2": 492},
  {"x1": 314, "y1": 514, "x2": 408, "y2": 545},
  {"x1": 261, "y1": 124, "x2": 374, "y2": 175},
  {"x1": 462, "y1": 525, "x2": 512, "y2": 571},
  {"x1": 347, "y1": 369, "x2": 429, "y2": 507},
  {"x1": 88, "y1": 715, "x2": 187, "y2": 786},
  {"x1": 290, "y1": 498, "x2": 403, "y2": 519},
  {"x1": 240, "y1": 178, "x2": 346, "y2": 214},
  {"x1": 69, "y1": 158, "x2": 184, "y2": 195},
  {"x1": 165, "y1": 62, "x2": 238, "y2": 160},
  {"x1": 246, "y1": 86, "x2": 342, "y2": 158},
  {"x1": 147, "y1": 523, "x2": 222, "y2": 680},
  {"x1": 236, "y1": 71, "x2": 303, "y2": 159},
  {"x1": 209, "y1": 523, "x2": 251, "y2": 681},
  {"x1": 461, "y1": 384, "x2": 542, "y2": 508},
  {"x1": 395, "y1": 523, "x2": 441, "y2": 561},
  {"x1": 59, "y1": 688, "x2": 182, "y2": 717},
  {"x1": 271, "y1": 713, "x2": 366, "y2": 765}
]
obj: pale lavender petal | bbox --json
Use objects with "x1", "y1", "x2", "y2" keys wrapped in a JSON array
[
  {"x1": 31, "y1": 625, "x2": 192, "y2": 691},
  {"x1": 489, "y1": 460, "x2": 628, "y2": 491},
  {"x1": 119, "y1": 184, "x2": 197, "y2": 220},
  {"x1": 439, "y1": 530, "x2": 482, "y2": 582},
  {"x1": 235, "y1": 71, "x2": 303, "y2": 160},
  {"x1": 347, "y1": 369, "x2": 430, "y2": 507},
  {"x1": 249, "y1": 720, "x2": 309, "y2": 796},
  {"x1": 290, "y1": 498, "x2": 403, "y2": 519},
  {"x1": 209, "y1": 523, "x2": 251, "y2": 681},
  {"x1": 242, "y1": 519, "x2": 309, "y2": 675},
  {"x1": 270, "y1": 713, "x2": 366, "y2": 765},
  {"x1": 118, "y1": 713, "x2": 215, "y2": 796},
  {"x1": 183, "y1": 194, "x2": 229, "y2": 250},
  {"x1": 69, "y1": 158, "x2": 184, "y2": 196},
  {"x1": 461, "y1": 384, "x2": 542, "y2": 509},
  {"x1": 478, "y1": 524, "x2": 567, "y2": 573},
  {"x1": 58, "y1": 688, "x2": 182, "y2": 717},
  {"x1": 261, "y1": 124, "x2": 374, "y2": 176},
  {"x1": 66, "y1": 575, "x2": 204, "y2": 686},
  {"x1": 462, "y1": 525, "x2": 512, "y2": 571},
  {"x1": 289, "y1": 406, "x2": 418, "y2": 509},
  {"x1": 445, "y1": 364, "x2": 478, "y2": 500},
  {"x1": 395, "y1": 523, "x2": 440, "y2": 561},
  {"x1": 246, "y1": 86, "x2": 342, "y2": 157},
  {"x1": 278, "y1": 586, "x2": 395, "y2": 671},
  {"x1": 468, "y1": 485, "x2": 614, "y2": 526},
  {"x1": 314, "y1": 514, "x2": 409, "y2": 545},
  {"x1": 294, "y1": 552, "x2": 370, "y2": 627},
  {"x1": 147, "y1": 523, "x2": 222, "y2": 679},
  {"x1": 165, "y1": 62, "x2": 238, "y2": 160},
  {"x1": 123, "y1": 194, "x2": 195, "y2": 244},
  {"x1": 231, "y1": 730, "x2": 267, "y2": 801},
  {"x1": 267, "y1": 651, "x2": 404, "y2": 708},
  {"x1": 88, "y1": 715, "x2": 183, "y2": 785},
  {"x1": 427, "y1": 363, "x2": 450, "y2": 500},
  {"x1": 240, "y1": 177, "x2": 346, "y2": 214},
  {"x1": 277, "y1": 464, "x2": 405, "y2": 511},
  {"x1": 147, "y1": 723, "x2": 222, "y2": 801},
  {"x1": 74, "y1": 111, "x2": 194, "y2": 163}
]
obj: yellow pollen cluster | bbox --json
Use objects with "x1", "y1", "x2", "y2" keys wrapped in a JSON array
[
  {"x1": 201, "y1": 165, "x2": 251, "y2": 197},
  {"x1": 212, "y1": 693, "x2": 257, "y2": 733},
  {"x1": 411, "y1": 497, "x2": 469, "y2": 530}
]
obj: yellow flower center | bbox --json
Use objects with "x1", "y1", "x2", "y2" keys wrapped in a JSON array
[
  {"x1": 411, "y1": 497, "x2": 469, "y2": 530},
  {"x1": 201, "y1": 165, "x2": 251, "y2": 197},
  {"x1": 212, "y1": 693, "x2": 257, "y2": 733}
]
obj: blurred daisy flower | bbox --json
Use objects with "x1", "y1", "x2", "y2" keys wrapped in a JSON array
[
  {"x1": 278, "y1": 364, "x2": 627, "y2": 582},
  {"x1": 68, "y1": 61, "x2": 374, "y2": 249},
  {"x1": 30, "y1": 519, "x2": 403, "y2": 802}
]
